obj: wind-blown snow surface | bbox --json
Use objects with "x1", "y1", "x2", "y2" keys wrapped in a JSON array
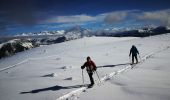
[{"x1": 0, "y1": 34, "x2": 170, "y2": 100}]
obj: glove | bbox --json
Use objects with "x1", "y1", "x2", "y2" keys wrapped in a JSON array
[{"x1": 81, "y1": 66, "x2": 84, "y2": 69}]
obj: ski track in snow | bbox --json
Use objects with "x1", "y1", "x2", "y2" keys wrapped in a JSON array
[
  {"x1": 0, "y1": 54, "x2": 61, "y2": 72},
  {"x1": 55, "y1": 47, "x2": 170, "y2": 100}
]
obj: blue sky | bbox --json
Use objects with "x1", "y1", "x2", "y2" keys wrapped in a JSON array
[{"x1": 0, "y1": 0, "x2": 170, "y2": 35}]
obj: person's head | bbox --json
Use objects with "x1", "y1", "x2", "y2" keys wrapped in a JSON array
[
  {"x1": 132, "y1": 45, "x2": 135, "y2": 48},
  {"x1": 87, "y1": 56, "x2": 91, "y2": 62}
]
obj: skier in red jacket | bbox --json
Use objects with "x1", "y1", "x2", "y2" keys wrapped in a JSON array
[{"x1": 81, "y1": 56, "x2": 97, "y2": 87}]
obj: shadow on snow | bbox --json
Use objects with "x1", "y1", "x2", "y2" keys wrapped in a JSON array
[
  {"x1": 20, "y1": 84, "x2": 87, "y2": 94},
  {"x1": 97, "y1": 63, "x2": 130, "y2": 68}
]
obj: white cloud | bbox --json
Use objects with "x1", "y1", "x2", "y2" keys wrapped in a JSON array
[
  {"x1": 104, "y1": 11, "x2": 128, "y2": 23},
  {"x1": 137, "y1": 9, "x2": 170, "y2": 26},
  {"x1": 43, "y1": 10, "x2": 138, "y2": 24},
  {"x1": 44, "y1": 14, "x2": 103, "y2": 23},
  {"x1": 103, "y1": 10, "x2": 139, "y2": 24},
  {"x1": 43, "y1": 9, "x2": 170, "y2": 27},
  {"x1": 103, "y1": 9, "x2": 170, "y2": 26}
]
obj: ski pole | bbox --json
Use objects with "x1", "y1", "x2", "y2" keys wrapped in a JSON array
[
  {"x1": 82, "y1": 69, "x2": 84, "y2": 85},
  {"x1": 95, "y1": 71, "x2": 101, "y2": 84},
  {"x1": 129, "y1": 56, "x2": 131, "y2": 64}
]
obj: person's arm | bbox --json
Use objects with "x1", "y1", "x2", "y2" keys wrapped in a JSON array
[
  {"x1": 81, "y1": 62, "x2": 86, "y2": 69},
  {"x1": 129, "y1": 49, "x2": 132, "y2": 56},
  {"x1": 136, "y1": 47, "x2": 139, "y2": 55},
  {"x1": 136, "y1": 49, "x2": 139, "y2": 55}
]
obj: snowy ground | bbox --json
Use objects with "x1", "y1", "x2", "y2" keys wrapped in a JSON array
[
  {"x1": 80, "y1": 46, "x2": 170, "y2": 100},
  {"x1": 0, "y1": 34, "x2": 170, "y2": 100}
]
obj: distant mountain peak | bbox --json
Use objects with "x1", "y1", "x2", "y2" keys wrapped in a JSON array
[{"x1": 65, "y1": 26, "x2": 88, "y2": 33}]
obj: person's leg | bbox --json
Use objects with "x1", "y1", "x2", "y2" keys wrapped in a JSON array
[
  {"x1": 88, "y1": 73, "x2": 94, "y2": 85},
  {"x1": 132, "y1": 55, "x2": 134, "y2": 64},
  {"x1": 135, "y1": 55, "x2": 138, "y2": 63}
]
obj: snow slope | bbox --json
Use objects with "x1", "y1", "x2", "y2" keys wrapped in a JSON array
[
  {"x1": 0, "y1": 34, "x2": 170, "y2": 100},
  {"x1": 80, "y1": 46, "x2": 170, "y2": 100}
]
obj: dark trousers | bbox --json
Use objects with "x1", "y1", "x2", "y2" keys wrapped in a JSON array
[
  {"x1": 88, "y1": 72, "x2": 94, "y2": 85},
  {"x1": 132, "y1": 55, "x2": 138, "y2": 64}
]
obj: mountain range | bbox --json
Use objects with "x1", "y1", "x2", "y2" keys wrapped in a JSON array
[{"x1": 0, "y1": 25, "x2": 170, "y2": 59}]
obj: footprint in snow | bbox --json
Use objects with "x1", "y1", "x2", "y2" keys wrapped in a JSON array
[
  {"x1": 42, "y1": 73, "x2": 58, "y2": 77},
  {"x1": 56, "y1": 58, "x2": 61, "y2": 60},
  {"x1": 60, "y1": 66, "x2": 72, "y2": 69},
  {"x1": 64, "y1": 77, "x2": 74, "y2": 80}
]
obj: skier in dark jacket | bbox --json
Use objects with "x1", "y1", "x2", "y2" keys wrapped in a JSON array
[
  {"x1": 81, "y1": 56, "x2": 97, "y2": 87},
  {"x1": 129, "y1": 45, "x2": 139, "y2": 64}
]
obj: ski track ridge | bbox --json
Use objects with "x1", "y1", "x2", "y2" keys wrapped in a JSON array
[{"x1": 0, "y1": 55, "x2": 60, "y2": 72}]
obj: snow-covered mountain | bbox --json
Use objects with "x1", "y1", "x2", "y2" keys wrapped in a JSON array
[
  {"x1": 16, "y1": 26, "x2": 92, "y2": 38},
  {"x1": 15, "y1": 26, "x2": 170, "y2": 38},
  {"x1": 64, "y1": 26, "x2": 92, "y2": 40},
  {"x1": 0, "y1": 26, "x2": 93, "y2": 59},
  {"x1": 17, "y1": 30, "x2": 65, "y2": 36},
  {"x1": 16, "y1": 26, "x2": 92, "y2": 37},
  {"x1": 0, "y1": 39, "x2": 38, "y2": 59},
  {"x1": 95, "y1": 26, "x2": 170, "y2": 37},
  {"x1": 1, "y1": 25, "x2": 170, "y2": 59}
]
